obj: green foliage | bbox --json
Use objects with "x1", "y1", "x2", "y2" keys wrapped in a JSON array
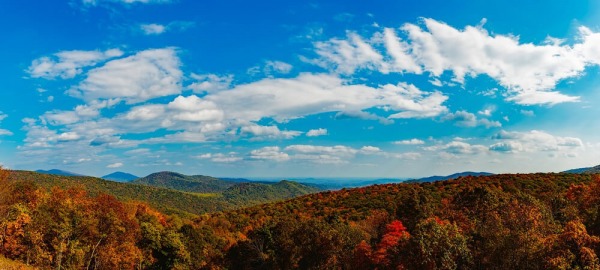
[{"x1": 133, "y1": 171, "x2": 235, "y2": 193}]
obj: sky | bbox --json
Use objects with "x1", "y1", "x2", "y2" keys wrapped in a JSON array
[{"x1": 2, "y1": 0, "x2": 600, "y2": 178}]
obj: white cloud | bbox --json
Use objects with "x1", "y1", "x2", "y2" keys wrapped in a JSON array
[
  {"x1": 0, "y1": 129, "x2": 12, "y2": 136},
  {"x1": 188, "y1": 73, "x2": 233, "y2": 93},
  {"x1": 490, "y1": 130, "x2": 583, "y2": 153},
  {"x1": 425, "y1": 140, "x2": 488, "y2": 155},
  {"x1": 285, "y1": 144, "x2": 357, "y2": 164},
  {"x1": 311, "y1": 18, "x2": 600, "y2": 105},
  {"x1": 57, "y1": 132, "x2": 81, "y2": 142},
  {"x1": 240, "y1": 125, "x2": 302, "y2": 140},
  {"x1": 194, "y1": 153, "x2": 212, "y2": 159},
  {"x1": 393, "y1": 138, "x2": 425, "y2": 145},
  {"x1": 208, "y1": 73, "x2": 447, "y2": 122},
  {"x1": 107, "y1": 162, "x2": 123, "y2": 168},
  {"x1": 310, "y1": 32, "x2": 385, "y2": 74},
  {"x1": 442, "y1": 110, "x2": 501, "y2": 128},
  {"x1": 210, "y1": 153, "x2": 242, "y2": 163},
  {"x1": 28, "y1": 49, "x2": 123, "y2": 79},
  {"x1": 250, "y1": 146, "x2": 290, "y2": 162},
  {"x1": 264, "y1": 61, "x2": 293, "y2": 74},
  {"x1": 193, "y1": 152, "x2": 242, "y2": 163},
  {"x1": 22, "y1": 72, "x2": 448, "y2": 152},
  {"x1": 306, "y1": 128, "x2": 328, "y2": 137},
  {"x1": 360, "y1": 146, "x2": 381, "y2": 154},
  {"x1": 140, "y1": 24, "x2": 166, "y2": 35},
  {"x1": 477, "y1": 108, "x2": 493, "y2": 116},
  {"x1": 71, "y1": 48, "x2": 182, "y2": 104}
]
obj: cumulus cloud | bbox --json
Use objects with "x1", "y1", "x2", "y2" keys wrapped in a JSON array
[
  {"x1": 442, "y1": 110, "x2": 501, "y2": 128},
  {"x1": 71, "y1": 48, "x2": 182, "y2": 103},
  {"x1": 28, "y1": 49, "x2": 123, "y2": 79},
  {"x1": 306, "y1": 128, "x2": 328, "y2": 137},
  {"x1": 425, "y1": 140, "x2": 488, "y2": 155},
  {"x1": 249, "y1": 146, "x2": 290, "y2": 161},
  {"x1": 311, "y1": 18, "x2": 600, "y2": 105},
  {"x1": 360, "y1": 146, "x2": 381, "y2": 154},
  {"x1": 240, "y1": 125, "x2": 302, "y2": 140},
  {"x1": 25, "y1": 71, "x2": 448, "y2": 153},
  {"x1": 489, "y1": 130, "x2": 583, "y2": 153},
  {"x1": 207, "y1": 73, "x2": 447, "y2": 122},
  {"x1": 393, "y1": 138, "x2": 425, "y2": 145}
]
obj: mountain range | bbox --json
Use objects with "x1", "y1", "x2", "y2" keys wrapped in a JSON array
[
  {"x1": 403, "y1": 171, "x2": 495, "y2": 183},
  {"x1": 10, "y1": 170, "x2": 319, "y2": 216},
  {"x1": 35, "y1": 169, "x2": 84, "y2": 177}
]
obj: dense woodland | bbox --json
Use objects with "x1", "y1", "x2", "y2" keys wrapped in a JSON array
[
  {"x1": 3, "y1": 167, "x2": 600, "y2": 269},
  {"x1": 7, "y1": 170, "x2": 318, "y2": 217}
]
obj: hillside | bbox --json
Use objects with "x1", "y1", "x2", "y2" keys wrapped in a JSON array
[
  {"x1": 134, "y1": 171, "x2": 237, "y2": 192},
  {"x1": 102, "y1": 171, "x2": 138, "y2": 182},
  {"x1": 9, "y1": 170, "x2": 228, "y2": 216},
  {"x1": 222, "y1": 180, "x2": 320, "y2": 204},
  {"x1": 7, "y1": 170, "x2": 318, "y2": 216},
  {"x1": 3, "y1": 169, "x2": 600, "y2": 269},
  {"x1": 197, "y1": 172, "x2": 599, "y2": 269}
]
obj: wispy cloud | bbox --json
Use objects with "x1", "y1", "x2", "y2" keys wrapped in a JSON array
[
  {"x1": 309, "y1": 18, "x2": 600, "y2": 105},
  {"x1": 28, "y1": 49, "x2": 123, "y2": 79}
]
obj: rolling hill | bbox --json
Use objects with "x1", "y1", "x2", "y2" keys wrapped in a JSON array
[
  {"x1": 222, "y1": 180, "x2": 320, "y2": 204},
  {"x1": 134, "y1": 171, "x2": 238, "y2": 192},
  {"x1": 7, "y1": 170, "x2": 319, "y2": 216}
]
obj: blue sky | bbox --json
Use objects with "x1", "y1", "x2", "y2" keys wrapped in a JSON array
[{"x1": 2, "y1": 0, "x2": 600, "y2": 178}]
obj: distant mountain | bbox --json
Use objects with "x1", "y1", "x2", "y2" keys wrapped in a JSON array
[
  {"x1": 562, "y1": 167, "x2": 593, "y2": 174},
  {"x1": 36, "y1": 169, "x2": 84, "y2": 177},
  {"x1": 134, "y1": 171, "x2": 238, "y2": 193},
  {"x1": 102, "y1": 171, "x2": 139, "y2": 182},
  {"x1": 561, "y1": 164, "x2": 600, "y2": 174},
  {"x1": 404, "y1": 171, "x2": 494, "y2": 183},
  {"x1": 8, "y1": 170, "x2": 320, "y2": 216}
]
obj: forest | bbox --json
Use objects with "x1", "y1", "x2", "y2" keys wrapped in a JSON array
[{"x1": 2, "y1": 167, "x2": 600, "y2": 269}]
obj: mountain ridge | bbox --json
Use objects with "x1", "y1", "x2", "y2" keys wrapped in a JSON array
[
  {"x1": 35, "y1": 169, "x2": 85, "y2": 177},
  {"x1": 404, "y1": 171, "x2": 494, "y2": 183}
]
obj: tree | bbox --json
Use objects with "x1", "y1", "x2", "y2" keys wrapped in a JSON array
[{"x1": 409, "y1": 217, "x2": 472, "y2": 270}]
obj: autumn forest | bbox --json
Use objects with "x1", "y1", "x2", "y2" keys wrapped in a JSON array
[{"x1": 1, "y1": 167, "x2": 600, "y2": 269}]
